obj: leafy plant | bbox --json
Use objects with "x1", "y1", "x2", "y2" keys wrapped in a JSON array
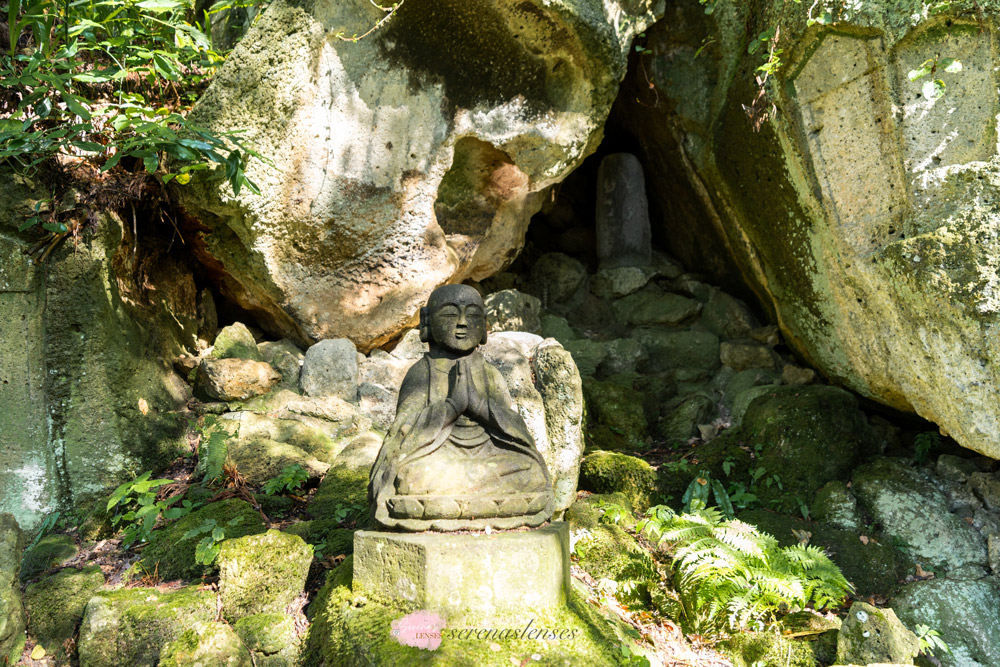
[
  {"x1": 181, "y1": 515, "x2": 243, "y2": 565},
  {"x1": 26, "y1": 511, "x2": 60, "y2": 550},
  {"x1": 681, "y1": 470, "x2": 734, "y2": 517},
  {"x1": 596, "y1": 500, "x2": 632, "y2": 526},
  {"x1": 908, "y1": 55, "x2": 962, "y2": 101},
  {"x1": 106, "y1": 471, "x2": 193, "y2": 548},
  {"x1": 331, "y1": 502, "x2": 364, "y2": 526},
  {"x1": 196, "y1": 416, "x2": 234, "y2": 484},
  {"x1": 914, "y1": 430, "x2": 941, "y2": 464},
  {"x1": 638, "y1": 505, "x2": 853, "y2": 634},
  {"x1": 1, "y1": 0, "x2": 269, "y2": 229},
  {"x1": 261, "y1": 463, "x2": 309, "y2": 496},
  {"x1": 915, "y1": 623, "x2": 949, "y2": 657}
]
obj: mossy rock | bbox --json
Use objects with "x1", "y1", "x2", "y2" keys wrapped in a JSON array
[
  {"x1": 24, "y1": 565, "x2": 105, "y2": 655},
  {"x1": 21, "y1": 534, "x2": 79, "y2": 582},
  {"x1": 234, "y1": 613, "x2": 300, "y2": 667},
  {"x1": 719, "y1": 631, "x2": 817, "y2": 667},
  {"x1": 739, "y1": 386, "x2": 876, "y2": 507},
  {"x1": 217, "y1": 529, "x2": 313, "y2": 622},
  {"x1": 307, "y1": 466, "x2": 370, "y2": 527},
  {"x1": 836, "y1": 601, "x2": 920, "y2": 666},
  {"x1": 78, "y1": 586, "x2": 217, "y2": 667},
  {"x1": 160, "y1": 620, "x2": 252, "y2": 667},
  {"x1": 582, "y1": 378, "x2": 648, "y2": 452},
  {"x1": 210, "y1": 322, "x2": 262, "y2": 361},
  {"x1": 578, "y1": 451, "x2": 657, "y2": 513},
  {"x1": 137, "y1": 499, "x2": 266, "y2": 581},
  {"x1": 283, "y1": 520, "x2": 354, "y2": 556},
  {"x1": 565, "y1": 493, "x2": 636, "y2": 531},
  {"x1": 575, "y1": 523, "x2": 657, "y2": 609},
  {"x1": 302, "y1": 558, "x2": 630, "y2": 666},
  {"x1": 739, "y1": 509, "x2": 911, "y2": 597}
]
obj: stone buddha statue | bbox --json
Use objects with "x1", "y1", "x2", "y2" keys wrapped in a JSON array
[{"x1": 369, "y1": 284, "x2": 554, "y2": 531}]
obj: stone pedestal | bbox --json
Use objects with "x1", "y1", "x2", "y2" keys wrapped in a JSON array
[{"x1": 353, "y1": 522, "x2": 570, "y2": 616}]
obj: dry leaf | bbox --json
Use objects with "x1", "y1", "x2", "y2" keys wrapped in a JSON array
[
  {"x1": 859, "y1": 535, "x2": 869, "y2": 545},
  {"x1": 138, "y1": 397, "x2": 149, "y2": 415},
  {"x1": 30, "y1": 645, "x2": 46, "y2": 660},
  {"x1": 791, "y1": 529, "x2": 812, "y2": 546},
  {"x1": 915, "y1": 564, "x2": 934, "y2": 579}
]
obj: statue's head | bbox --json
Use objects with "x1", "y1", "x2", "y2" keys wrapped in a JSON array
[{"x1": 419, "y1": 284, "x2": 487, "y2": 354}]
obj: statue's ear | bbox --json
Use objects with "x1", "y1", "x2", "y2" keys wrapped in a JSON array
[
  {"x1": 480, "y1": 325, "x2": 488, "y2": 346},
  {"x1": 419, "y1": 307, "x2": 430, "y2": 342}
]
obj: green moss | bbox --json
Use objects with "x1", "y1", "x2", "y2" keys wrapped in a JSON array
[
  {"x1": 565, "y1": 493, "x2": 635, "y2": 531},
  {"x1": 217, "y1": 529, "x2": 313, "y2": 622},
  {"x1": 302, "y1": 558, "x2": 626, "y2": 667},
  {"x1": 137, "y1": 499, "x2": 266, "y2": 581},
  {"x1": 719, "y1": 631, "x2": 816, "y2": 667},
  {"x1": 284, "y1": 520, "x2": 355, "y2": 556},
  {"x1": 20, "y1": 534, "x2": 78, "y2": 581},
  {"x1": 738, "y1": 386, "x2": 876, "y2": 508},
  {"x1": 210, "y1": 323, "x2": 262, "y2": 361},
  {"x1": 582, "y1": 378, "x2": 648, "y2": 452},
  {"x1": 160, "y1": 621, "x2": 252, "y2": 667},
  {"x1": 307, "y1": 467, "x2": 370, "y2": 527},
  {"x1": 578, "y1": 451, "x2": 657, "y2": 512},
  {"x1": 234, "y1": 613, "x2": 296, "y2": 655},
  {"x1": 575, "y1": 523, "x2": 657, "y2": 609},
  {"x1": 24, "y1": 565, "x2": 104, "y2": 654},
  {"x1": 78, "y1": 586, "x2": 217, "y2": 667}
]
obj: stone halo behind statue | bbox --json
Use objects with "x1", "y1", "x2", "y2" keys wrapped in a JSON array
[{"x1": 368, "y1": 284, "x2": 554, "y2": 531}]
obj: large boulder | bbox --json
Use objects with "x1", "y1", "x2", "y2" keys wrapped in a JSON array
[
  {"x1": 620, "y1": 1, "x2": 1000, "y2": 458},
  {"x1": 174, "y1": 0, "x2": 664, "y2": 351}
]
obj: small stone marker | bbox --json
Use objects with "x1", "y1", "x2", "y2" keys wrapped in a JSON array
[{"x1": 595, "y1": 153, "x2": 652, "y2": 269}]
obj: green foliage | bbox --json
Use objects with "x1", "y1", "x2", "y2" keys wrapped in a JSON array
[
  {"x1": 106, "y1": 470, "x2": 195, "y2": 548},
  {"x1": 196, "y1": 416, "x2": 233, "y2": 484},
  {"x1": 617, "y1": 642, "x2": 651, "y2": 666},
  {"x1": 181, "y1": 515, "x2": 243, "y2": 565},
  {"x1": 330, "y1": 502, "x2": 364, "y2": 526},
  {"x1": 908, "y1": 56, "x2": 962, "y2": 100},
  {"x1": 1, "y1": 0, "x2": 269, "y2": 219},
  {"x1": 638, "y1": 505, "x2": 853, "y2": 635},
  {"x1": 915, "y1": 623, "x2": 949, "y2": 657},
  {"x1": 914, "y1": 430, "x2": 941, "y2": 464},
  {"x1": 261, "y1": 463, "x2": 309, "y2": 496},
  {"x1": 682, "y1": 470, "x2": 734, "y2": 517},
  {"x1": 26, "y1": 511, "x2": 59, "y2": 550}
]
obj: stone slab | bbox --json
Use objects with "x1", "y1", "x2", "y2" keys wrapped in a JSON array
[{"x1": 353, "y1": 522, "x2": 570, "y2": 616}]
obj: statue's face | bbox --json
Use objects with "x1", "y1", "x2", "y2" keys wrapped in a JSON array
[
  {"x1": 425, "y1": 285, "x2": 486, "y2": 354},
  {"x1": 429, "y1": 301, "x2": 486, "y2": 354}
]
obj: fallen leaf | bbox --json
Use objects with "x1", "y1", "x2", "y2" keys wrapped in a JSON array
[
  {"x1": 791, "y1": 529, "x2": 811, "y2": 546},
  {"x1": 490, "y1": 643, "x2": 502, "y2": 652},
  {"x1": 138, "y1": 398, "x2": 149, "y2": 415},
  {"x1": 859, "y1": 535, "x2": 869, "y2": 545},
  {"x1": 915, "y1": 563, "x2": 934, "y2": 579},
  {"x1": 30, "y1": 645, "x2": 46, "y2": 660}
]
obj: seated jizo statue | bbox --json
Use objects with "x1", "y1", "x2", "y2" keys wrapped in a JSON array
[{"x1": 369, "y1": 284, "x2": 554, "y2": 531}]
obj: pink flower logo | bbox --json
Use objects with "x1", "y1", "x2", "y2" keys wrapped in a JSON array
[{"x1": 390, "y1": 609, "x2": 447, "y2": 650}]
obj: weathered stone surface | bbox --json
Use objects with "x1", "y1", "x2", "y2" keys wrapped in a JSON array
[
  {"x1": 210, "y1": 322, "x2": 262, "y2": 361},
  {"x1": 813, "y1": 481, "x2": 861, "y2": 532},
  {"x1": 160, "y1": 621, "x2": 252, "y2": 667},
  {"x1": 622, "y1": 1, "x2": 1000, "y2": 459},
  {"x1": 353, "y1": 523, "x2": 570, "y2": 615},
  {"x1": 836, "y1": 602, "x2": 919, "y2": 666},
  {"x1": 583, "y1": 377, "x2": 648, "y2": 452},
  {"x1": 630, "y1": 328, "x2": 720, "y2": 372},
  {"x1": 175, "y1": 0, "x2": 663, "y2": 351},
  {"x1": 590, "y1": 266, "x2": 657, "y2": 299},
  {"x1": 701, "y1": 289, "x2": 755, "y2": 340},
  {"x1": 0, "y1": 514, "x2": 25, "y2": 664},
  {"x1": 530, "y1": 253, "x2": 587, "y2": 304},
  {"x1": 599, "y1": 338, "x2": 648, "y2": 376},
  {"x1": 78, "y1": 587, "x2": 217, "y2": 667},
  {"x1": 24, "y1": 565, "x2": 104, "y2": 655},
  {"x1": 968, "y1": 472, "x2": 1000, "y2": 511},
  {"x1": 659, "y1": 392, "x2": 714, "y2": 444},
  {"x1": 894, "y1": 578, "x2": 1000, "y2": 667},
  {"x1": 300, "y1": 338, "x2": 358, "y2": 401},
  {"x1": 198, "y1": 357, "x2": 282, "y2": 401},
  {"x1": 20, "y1": 533, "x2": 78, "y2": 582},
  {"x1": 540, "y1": 313, "x2": 578, "y2": 343},
  {"x1": 595, "y1": 153, "x2": 652, "y2": 269},
  {"x1": 563, "y1": 338, "x2": 607, "y2": 377},
  {"x1": 218, "y1": 530, "x2": 313, "y2": 622},
  {"x1": 532, "y1": 339, "x2": 585, "y2": 513},
  {"x1": 234, "y1": 613, "x2": 299, "y2": 666},
  {"x1": 484, "y1": 288, "x2": 542, "y2": 334},
  {"x1": 853, "y1": 458, "x2": 987, "y2": 573},
  {"x1": 936, "y1": 454, "x2": 980, "y2": 485},
  {"x1": 613, "y1": 289, "x2": 701, "y2": 326},
  {"x1": 720, "y1": 341, "x2": 775, "y2": 371},
  {"x1": 259, "y1": 339, "x2": 304, "y2": 390},
  {"x1": 781, "y1": 364, "x2": 817, "y2": 385}
]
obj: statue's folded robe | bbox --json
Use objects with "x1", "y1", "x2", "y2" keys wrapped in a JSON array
[{"x1": 369, "y1": 350, "x2": 553, "y2": 530}]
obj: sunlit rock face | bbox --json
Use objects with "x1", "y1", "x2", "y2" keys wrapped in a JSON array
[
  {"x1": 621, "y1": 0, "x2": 1000, "y2": 458},
  {"x1": 175, "y1": 0, "x2": 663, "y2": 351}
]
